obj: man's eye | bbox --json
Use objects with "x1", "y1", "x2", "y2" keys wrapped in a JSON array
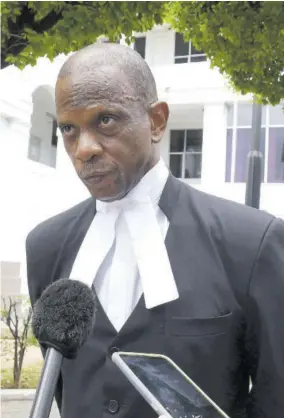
[
  {"x1": 60, "y1": 125, "x2": 74, "y2": 134},
  {"x1": 98, "y1": 115, "x2": 116, "y2": 127}
]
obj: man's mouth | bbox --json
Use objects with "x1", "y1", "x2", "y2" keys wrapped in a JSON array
[
  {"x1": 85, "y1": 171, "x2": 110, "y2": 177},
  {"x1": 82, "y1": 170, "x2": 114, "y2": 185}
]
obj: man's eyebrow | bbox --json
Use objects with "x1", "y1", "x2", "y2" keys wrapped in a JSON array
[
  {"x1": 86, "y1": 103, "x2": 126, "y2": 111},
  {"x1": 57, "y1": 120, "x2": 74, "y2": 127},
  {"x1": 56, "y1": 104, "x2": 130, "y2": 124}
]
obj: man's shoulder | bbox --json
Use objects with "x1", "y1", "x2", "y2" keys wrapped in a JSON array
[
  {"x1": 179, "y1": 180, "x2": 275, "y2": 236},
  {"x1": 26, "y1": 198, "x2": 94, "y2": 248}
]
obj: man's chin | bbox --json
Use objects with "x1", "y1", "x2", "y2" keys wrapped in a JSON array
[{"x1": 87, "y1": 184, "x2": 126, "y2": 203}]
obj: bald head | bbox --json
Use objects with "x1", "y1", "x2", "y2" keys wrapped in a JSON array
[{"x1": 57, "y1": 43, "x2": 158, "y2": 109}]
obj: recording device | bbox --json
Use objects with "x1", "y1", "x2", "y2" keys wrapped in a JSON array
[
  {"x1": 29, "y1": 278, "x2": 96, "y2": 418},
  {"x1": 112, "y1": 352, "x2": 230, "y2": 418}
]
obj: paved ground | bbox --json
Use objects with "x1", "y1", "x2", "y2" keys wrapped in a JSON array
[{"x1": 1, "y1": 400, "x2": 60, "y2": 418}]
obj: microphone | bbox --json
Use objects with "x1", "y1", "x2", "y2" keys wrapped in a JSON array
[{"x1": 29, "y1": 278, "x2": 96, "y2": 418}]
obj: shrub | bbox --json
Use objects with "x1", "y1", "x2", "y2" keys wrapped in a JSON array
[
  {"x1": 1, "y1": 296, "x2": 38, "y2": 388},
  {"x1": 1, "y1": 361, "x2": 42, "y2": 389}
]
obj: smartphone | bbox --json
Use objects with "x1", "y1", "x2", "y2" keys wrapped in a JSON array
[{"x1": 112, "y1": 352, "x2": 230, "y2": 418}]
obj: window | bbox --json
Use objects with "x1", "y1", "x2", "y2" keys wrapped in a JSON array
[
  {"x1": 28, "y1": 135, "x2": 41, "y2": 162},
  {"x1": 226, "y1": 103, "x2": 284, "y2": 183},
  {"x1": 134, "y1": 37, "x2": 146, "y2": 59},
  {"x1": 174, "y1": 33, "x2": 206, "y2": 64},
  {"x1": 51, "y1": 119, "x2": 58, "y2": 147},
  {"x1": 169, "y1": 130, "x2": 203, "y2": 179}
]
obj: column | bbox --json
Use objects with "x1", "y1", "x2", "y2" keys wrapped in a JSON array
[{"x1": 201, "y1": 103, "x2": 227, "y2": 189}]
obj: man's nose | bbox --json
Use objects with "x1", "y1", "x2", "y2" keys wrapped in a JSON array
[{"x1": 75, "y1": 131, "x2": 103, "y2": 162}]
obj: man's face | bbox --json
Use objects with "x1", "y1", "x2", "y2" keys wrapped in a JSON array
[{"x1": 56, "y1": 66, "x2": 168, "y2": 201}]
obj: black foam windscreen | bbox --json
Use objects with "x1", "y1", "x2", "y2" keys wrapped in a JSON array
[{"x1": 32, "y1": 279, "x2": 96, "y2": 359}]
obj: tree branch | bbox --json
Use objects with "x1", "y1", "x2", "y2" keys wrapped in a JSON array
[
  {"x1": 2, "y1": 3, "x2": 64, "y2": 67},
  {"x1": 1, "y1": 297, "x2": 17, "y2": 338}
]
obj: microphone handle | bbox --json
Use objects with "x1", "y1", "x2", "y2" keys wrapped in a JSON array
[{"x1": 29, "y1": 347, "x2": 63, "y2": 418}]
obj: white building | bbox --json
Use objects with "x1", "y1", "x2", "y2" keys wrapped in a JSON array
[{"x1": 0, "y1": 26, "x2": 283, "y2": 294}]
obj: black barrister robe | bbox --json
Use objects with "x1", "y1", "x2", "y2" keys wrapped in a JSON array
[{"x1": 26, "y1": 175, "x2": 284, "y2": 418}]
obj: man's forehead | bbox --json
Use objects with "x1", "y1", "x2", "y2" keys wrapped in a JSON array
[{"x1": 55, "y1": 69, "x2": 140, "y2": 110}]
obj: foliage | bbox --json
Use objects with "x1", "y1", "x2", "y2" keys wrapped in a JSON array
[
  {"x1": 1, "y1": 1, "x2": 284, "y2": 104},
  {"x1": 1, "y1": 296, "x2": 36, "y2": 388},
  {"x1": 166, "y1": 1, "x2": 284, "y2": 105},
  {"x1": 1, "y1": 1, "x2": 166, "y2": 69},
  {"x1": 1, "y1": 361, "x2": 42, "y2": 389}
]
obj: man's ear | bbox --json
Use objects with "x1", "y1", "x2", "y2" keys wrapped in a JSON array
[{"x1": 149, "y1": 102, "x2": 169, "y2": 144}]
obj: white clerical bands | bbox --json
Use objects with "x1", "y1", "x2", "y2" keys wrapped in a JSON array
[{"x1": 70, "y1": 193, "x2": 179, "y2": 309}]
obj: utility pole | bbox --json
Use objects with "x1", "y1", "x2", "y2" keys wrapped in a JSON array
[{"x1": 245, "y1": 101, "x2": 263, "y2": 209}]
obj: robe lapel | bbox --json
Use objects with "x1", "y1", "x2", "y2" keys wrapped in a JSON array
[
  {"x1": 160, "y1": 175, "x2": 186, "y2": 292},
  {"x1": 112, "y1": 175, "x2": 184, "y2": 341},
  {"x1": 160, "y1": 177, "x2": 207, "y2": 318},
  {"x1": 158, "y1": 174, "x2": 182, "y2": 222}
]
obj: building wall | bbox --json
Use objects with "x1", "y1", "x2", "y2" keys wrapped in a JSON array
[
  {"x1": 29, "y1": 86, "x2": 57, "y2": 167},
  {"x1": 0, "y1": 27, "x2": 283, "y2": 295}
]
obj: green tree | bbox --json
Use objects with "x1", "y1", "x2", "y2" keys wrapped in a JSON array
[
  {"x1": 1, "y1": 1, "x2": 284, "y2": 104},
  {"x1": 1, "y1": 1, "x2": 165, "y2": 69},
  {"x1": 1, "y1": 296, "x2": 37, "y2": 388},
  {"x1": 166, "y1": 1, "x2": 284, "y2": 105}
]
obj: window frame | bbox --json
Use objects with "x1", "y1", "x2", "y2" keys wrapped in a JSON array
[
  {"x1": 169, "y1": 129, "x2": 203, "y2": 180},
  {"x1": 226, "y1": 102, "x2": 284, "y2": 183},
  {"x1": 133, "y1": 35, "x2": 146, "y2": 59},
  {"x1": 174, "y1": 33, "x2": 207, "y2": 64}
]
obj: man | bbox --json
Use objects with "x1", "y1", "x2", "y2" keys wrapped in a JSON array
[{"x1": 26, "y1": 43, "x2": 284, "y2": 418}]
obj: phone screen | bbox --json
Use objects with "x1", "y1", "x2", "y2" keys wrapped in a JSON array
[{"x1": 120, "y1": 355, "x2": 226, "y2": 418}]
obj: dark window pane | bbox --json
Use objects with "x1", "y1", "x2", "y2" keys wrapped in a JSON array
[
  {"x1": 225, "y1": 129, "x2": 233, "y2": 182},
  {"x1": 174, "y1": 57, "x2": 188, "y2": 64},
  {"x1": 170, "y1": 130, "x2": 185, "y2": 152},
  {"x1": 267, "y1": 127, "x2": 284, "y2": 183},
  {"x1": 134, "y1": 37, "x2": 146, "y2": 59},
  {"x1": 190, "y1": 42, "x2": 206, "y2": 61},
  {"x1": 184, "y1": 153, "x2": 202, "y2": 179},
  {"x1": 191, "y1": 42, "x2": 204, "y2": 56},
  {"x1": 186, "y1": 130, "x2": 202, "y2": 152},
  {"x1": 234, "y1": 128, "x2": 265, "y2": 182},
  {"x1": 51, "y1": 120, "x2": 58, "y2": 147},
  {"x1": 190, "y1": 55, "x2": 207, "y2": 63},
  {"x1": 175, "y1": 33, "x2": 189, "y2": 57},
  {"x1": 170, "y1": 154, "x2": 182, "y2": 178},
  {"x1": 269, "y1": 105, "x2": 284, "y2": 126}
]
